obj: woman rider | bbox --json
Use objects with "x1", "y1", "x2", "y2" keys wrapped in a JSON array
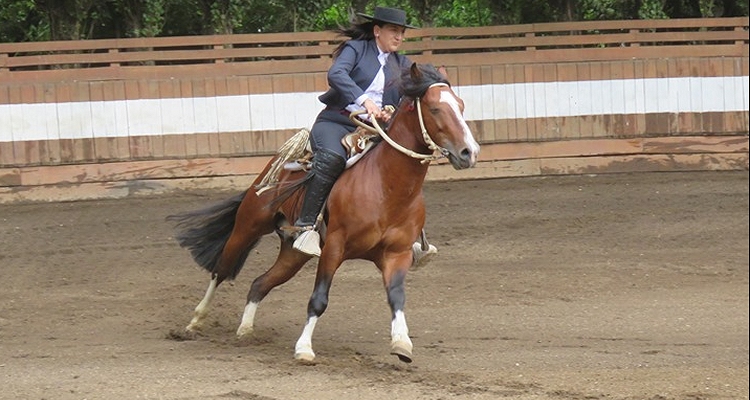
[{"x1": 292, "y1": 7, "x2": 417, "y2": 256}]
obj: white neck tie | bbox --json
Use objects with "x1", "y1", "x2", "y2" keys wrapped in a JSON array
[{"x1": 379, "y1": 52, "x2": 389, "y2": 67}]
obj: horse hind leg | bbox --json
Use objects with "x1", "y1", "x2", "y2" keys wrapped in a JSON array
[
  {"x1": 175, "y1": 192, "x2": 274, "y2": 334},
  {"x1": 186, "y1": 232, "x2": 261, "y2": 333},
  {"x1": 186, "y1": 274, "x2": 219, "y2": 332},
  {"x1": 236, "y1": 233, "x2": 311, "y2": 338}
]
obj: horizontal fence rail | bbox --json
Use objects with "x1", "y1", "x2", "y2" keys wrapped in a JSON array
[{"x1": 1, "y1": 17, "x2": 747, "y2": 84}]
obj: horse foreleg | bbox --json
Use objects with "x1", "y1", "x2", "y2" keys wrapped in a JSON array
[
  {"x1": 294, "y1": 278, "x2": 329, "y2": 362},
  {"x1": 383, "y1": 255, "x2": 414, "y2": 363},
  {"x1": 294, "y1": 250, "x2": 343, "y2": 362},
  {"x1": 237, "y1": 239, "x2": 310, "y2": 338},
  {"x1": 186, "y1": 274, "x2": 220, "y2": 332},
  {"x1": 236, "y1": 302, "x2": 258, "y2": 338},
  {"x1": 411, "y1": 229, "x2": 438, "y2": 269},
  {"x1": 294, "y1": 314, "x2": 319, "y2": 362}
]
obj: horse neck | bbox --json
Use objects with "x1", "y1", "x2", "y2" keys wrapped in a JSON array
[{"x1": 372, "y1": 105, "x2": 431, "y2": 186}]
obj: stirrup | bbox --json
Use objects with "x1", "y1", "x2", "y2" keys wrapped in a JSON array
[{"x1": 293, "y1": 230, "x2": 322, "y2": 257}]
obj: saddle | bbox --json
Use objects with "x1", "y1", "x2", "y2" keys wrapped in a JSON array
[
  {"x1": 341, "y1": 127, "x2": 381, "y2": 166},
  {"x1": 255, "y1": 107, "x2": 393, "y2": 194},
  {"x1": 254, "y1": 126, "x2": 381, "y2": 194}
]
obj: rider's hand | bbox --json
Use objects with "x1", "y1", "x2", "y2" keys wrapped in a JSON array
[
  {"x1": 362, "y1": 98, "x2": 383, "y2": 120},
  {"x1": 380, "y1": 107, "x2": 394, "y2": 123}
]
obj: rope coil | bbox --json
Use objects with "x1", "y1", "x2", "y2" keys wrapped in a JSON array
[{"x1": 348, "y1": 83, "x2": 450, "y2": 164}]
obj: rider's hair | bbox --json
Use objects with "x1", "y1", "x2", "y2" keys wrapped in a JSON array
[{"x1": 332, "y1": 21, "x2": 384, "y2": 59}]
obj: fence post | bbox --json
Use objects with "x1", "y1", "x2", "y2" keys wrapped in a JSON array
[
  {"x1": 109, "y1": 48, "x2": 120, "y2": 67},
  {"x1": 422, "y1": 36, "x2": 433, "y2": 56},
  {"x1": 629, "y1": 29, "x2": 640, "y2": 47},
  {"x1": 214, "y1": 44, "x2": 225, "y2": 64},
  {"x1": 525, "y1": 32, "x2": 535, "y2": 51},
  {"x1": 735, "y1": 26, "x2": 745, "y2": 46}
]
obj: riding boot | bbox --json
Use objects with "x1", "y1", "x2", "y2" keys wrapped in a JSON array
[{"x1": 292, "y1": 148, "x2": 346, "y2": 256}]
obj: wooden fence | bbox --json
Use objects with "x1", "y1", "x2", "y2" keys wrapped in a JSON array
[{"x1": 0, "y1": 17, "x2": 748, "y2": 202}]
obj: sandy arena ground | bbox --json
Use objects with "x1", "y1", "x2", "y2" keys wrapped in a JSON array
[{"x1": 0, "y1": 171, "x2": 748, "y2": 400}]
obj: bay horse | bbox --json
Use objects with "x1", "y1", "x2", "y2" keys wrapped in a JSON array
[{"x1": 167, "y1": 63, "x2": 480, "y2": 363}]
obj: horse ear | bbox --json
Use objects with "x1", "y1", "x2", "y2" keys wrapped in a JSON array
[
  {"x1": 410, "y1": 62, "x2": 423, "y2": 81},
  {"x1": 437, "y1": 65, "x2": 448, "y2": 79}
]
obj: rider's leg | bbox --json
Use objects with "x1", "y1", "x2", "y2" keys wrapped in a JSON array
[
  {"x1": 294, "y1": 148, "x2": 346, "y2": 229},
  {"x1": 292, "y1": 110, "x2": 353, "y2": 256},
  {"x1": 292, "y1": 150, "x2": 346, "y2": 257}
]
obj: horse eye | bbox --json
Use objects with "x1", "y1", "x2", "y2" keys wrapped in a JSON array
[{"x1": 429, "y1": 108, "x2": 440, "y2": 115}]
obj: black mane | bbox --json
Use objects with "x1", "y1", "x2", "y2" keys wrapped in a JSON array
[{"x1": 400, "y1": 63, "x2": 450, "y2": 98}]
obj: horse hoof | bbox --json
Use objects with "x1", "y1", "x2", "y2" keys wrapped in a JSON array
[
  {"x1": 294, "y1": 350, "x2": 316, "y2": 364},
  {"x1": 411, "y1": 243, "x2": 437, "y2": 270},
  {"x1": 390, "y1": 341, "x2": 413, "y2": 363},
  {"x1": 236, "y1": 324, "x2": 254, "y2": 338},
  {"x1": 185, "y1": 322, "x2": 201, "y2": 333}
]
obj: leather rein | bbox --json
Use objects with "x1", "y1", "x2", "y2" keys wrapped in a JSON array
[{"x1": 349, "y1": 83, "x2": 451, "y2": 164}]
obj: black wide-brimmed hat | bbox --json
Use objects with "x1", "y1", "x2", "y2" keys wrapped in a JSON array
[{"x1": 357, "y1": 7, "x2": 418, "y2": 29}]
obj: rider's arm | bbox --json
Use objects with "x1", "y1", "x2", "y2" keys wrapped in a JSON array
[{"x1": 327, "y1": 42, "x2": 365, "y2": 106}]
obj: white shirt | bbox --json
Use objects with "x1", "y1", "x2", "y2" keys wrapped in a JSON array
[{"x1": 345, "y1": 49, "x2": 389, "y2": 116}]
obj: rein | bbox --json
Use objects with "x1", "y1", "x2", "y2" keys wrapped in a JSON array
[{"x1": 350, "y1": 83, "x2": 450, "y2": 164}]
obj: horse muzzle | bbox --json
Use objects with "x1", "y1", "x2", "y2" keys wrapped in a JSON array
[{"x1": 446, "y1": 145, "x2": 479, "y2": 170}]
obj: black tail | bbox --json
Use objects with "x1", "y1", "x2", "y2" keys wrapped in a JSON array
[{"x1": 166, "y1": 191, "x2": 255, "y2": 278}]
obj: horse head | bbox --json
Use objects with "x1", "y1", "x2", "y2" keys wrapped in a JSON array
[{"x1": 401, "y1": 63, "x2": 480, "y2": 170}]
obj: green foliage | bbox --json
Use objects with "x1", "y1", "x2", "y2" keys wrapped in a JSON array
[
  {"x1": 739, "y1": 0, "x2": 750, "y2": 15},
  {"x1": 160, "y1": 0, "x2": 203, "y2": 36},
  {"x1": 0, "y1": 0, "x2": 39, "y2": 42},
  {"x1": 1, "y1": 0, "x2": 747, "y2": 42},
  {"x1": 638, "y1": 0, "x2": 669, "y2": 19},
  {"x1": 139, "y1": 0, "x2": 167, "y2": 37},
  {"x1": 699, "y1": 0, "x2": 716, "y2": 17},
  {"x1": 518, "y1": 0, "x2": 557, "y2": 23},
  {"x1": 580, "y1": 0, "x2": 624, "y2": 20},
  {"x1": 433, "y1": 0, "x2": 493, "y2": 27},
  {"x1": 314, "y1": 1, "x2": 352, "y2": 31},
  {"x1": 109, "y1": 0, "x2": 167, "y2": 38},
  {"x1": 209, "y1": 0, "x2": 244, "y2": 34}
]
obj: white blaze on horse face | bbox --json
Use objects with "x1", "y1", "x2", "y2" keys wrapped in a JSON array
[{"x1": 439, "y1": 90, "x2": 480, "y2": 164}]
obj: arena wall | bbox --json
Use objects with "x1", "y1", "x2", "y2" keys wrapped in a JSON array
[{"x1": 0, "y1": 17, "x2": 747, "y2": 202}]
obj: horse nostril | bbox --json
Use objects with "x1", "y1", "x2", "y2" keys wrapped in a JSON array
[{"x1": 459, "y1": 147, "x2": 477, "y2": 167}]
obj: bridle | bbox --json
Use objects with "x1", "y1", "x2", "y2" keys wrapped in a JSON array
[{"x1": 350, "y1": 83, "x2": 451, "y2": 164}]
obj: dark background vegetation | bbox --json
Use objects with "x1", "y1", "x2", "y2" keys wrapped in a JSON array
[{"x1": 1, "y1": 0, "x2": 748, "y2": 43}]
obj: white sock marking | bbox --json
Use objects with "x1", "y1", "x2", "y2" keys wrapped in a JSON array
[
  {"x1": 391, "y1": 310, "x2": 412, "y2": 345},
  {"x1": 187, "y1": 277, "x2": 217, "y2": 330},
  {"x1": 295, "y1": 316, "x2": 318, "y2": 356},
  {"x1": 236, "y1": 302, "x2": 258, "y2": 337}
]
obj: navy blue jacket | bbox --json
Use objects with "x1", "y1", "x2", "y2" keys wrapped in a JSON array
[{"x1": 318, "y1": 39, "x2": 412, "y2": 110}]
